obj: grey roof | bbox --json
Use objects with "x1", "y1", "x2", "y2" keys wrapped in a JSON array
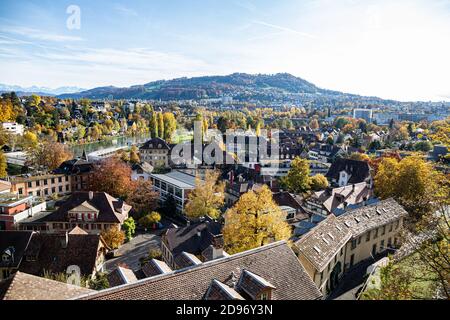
[
  {"x1": 150, "y1": 171, "x2": 197, "y2": 189},
  {"x1": 141, "y1": 259, "x2": 172, "y2": 278},
  {"x1": 296, "y1": 215, "x2": 352, "y2": 272},
  {"x1": 337, "y1": 198, "x2": 409, "y2": 238},
  {"x1": 75, "y1": 241, "x2": 322, "y2": 300},
  {"x1": 0, "y1": 231, "x2": 34, "y2": 269},
  {"x1": 204, "y1": 279, "x2": 245, "y2": 300}
]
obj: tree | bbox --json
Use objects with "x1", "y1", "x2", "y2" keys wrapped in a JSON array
[
  {"x1": 126, "y1": 180, "x2": 159, "y2": 217},
  {"x1": 90, "y1": 157, "x2": 133, "y2": 199},
  {"x1": 163, "y1": 112, "x2": 177, "y2": 141},
  {"x1": 122, "y1": 217, "x2": 136, "y2": 242},
  {"x1": 223, "y1": 185, "x2": 291, "y2": 254},
  {"x1": 20, "y1": 131, "x2": 38, "y2": 150},
  {"x1": 280, "y1": 157, "x2": 311, "y2": 194},
  {"x1": 158, "y1": 112, "x2": 164, "y2": 139},
  {"x1": 139, "y1": 211, "x2": 161, "y2": 229},
  {"x1": 414, "y1": 141, "x2": 433, "y2": 152},
  {"x1": 150, "y1": 112, "x2": 158, "y2": 138},
  {"x1": 89, "y1": 272, "x2": 110, "y2": 290},
  {"x1": 29, "y1": 140, "x2": 73, "y2": 171},
  {"x1": 374, "y1": 156, "x2": 444, "y2": 221},
  {"x1": 310, "y1": 174, "x2": 329, "y2": 191},
  {"x1": 0, "y1": 151, "x2": 7, "y2": 178},
  {"x1": 309, "y1": 119, "x2": 319, "y2": 130},
  {"x1": 349, "y1": 152, "x2": 370, "y2": 162},
  {"x1": 101, "y1": 226, "x2": 125, "y2": 249},
  {"x1": 185, "y1": 170, "x2": 225, "y2": 220},
  {"x1": 129, "y1": 145, "x2": 140, "y2": 164}
]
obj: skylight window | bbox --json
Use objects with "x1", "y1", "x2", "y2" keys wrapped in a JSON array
[
  {"x1": 322, "y1": 238, "x2": 329, "y2": 244},
  {"x1": 313, "y1": 246, "x2": 321, "y2": 253},
  {"x1": 344, "y1": 221, "x2": 351, "y2": 228},
  {"x1": 328, "y1": 233, "x2": 335, "y2": 240}
]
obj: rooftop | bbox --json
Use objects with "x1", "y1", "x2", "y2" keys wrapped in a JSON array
[{"x1": 151, "y1": 170, "x2": 197, "y2": 189}]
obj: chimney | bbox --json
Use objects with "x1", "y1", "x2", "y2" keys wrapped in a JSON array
[
  {"x1": 211, "y1": 234, "x2": 224, "y2": 259},
  {"x1": 88, "y1": 191, "x2": 94, "y2": 200},
  {"x1": 61, "y1": 231, "x2": 69, "y2": 249}
]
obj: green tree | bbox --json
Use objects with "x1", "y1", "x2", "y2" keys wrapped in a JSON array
[
  {"x1": 280, "y1": 157, "x2": 311, "y2": 194},
  {"x1": 150, "y1": 112, "x2": 159, "y2": 138},
  {"x1": 139, "y1": 211, "x2": 161, "y2": 229},
  {"x1": 122, "y1": 217, "x2": 136, "y2": 242},
  {"x1": 158, "y1": 112, "x2": 164, "y2": 139}
]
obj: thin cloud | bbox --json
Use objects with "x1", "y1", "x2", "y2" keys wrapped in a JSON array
[
  {"x1": 0, "y1": 26, "x2": 83, "y2": 42},
  {"x1": 252, "y1": 20, "x2": 316, "y2": 39},
  {"x1": 114, "y1": 4, "x2": 138, "y2": 17}
]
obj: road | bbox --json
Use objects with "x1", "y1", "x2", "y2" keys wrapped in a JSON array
[{"x1": 105, "y1": 233, "x2": 161, "y2": 272}]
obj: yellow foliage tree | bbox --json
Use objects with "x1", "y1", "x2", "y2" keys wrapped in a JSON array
[
  {"x1": 101, "y1": 226, "x2": 125, "y2": 249},
  {"x1": 185, "y1": 170, "x2": 225, "y2": 220},
  {"x1": 223, "y1": 185, "x2": 291, "y2": 254}
]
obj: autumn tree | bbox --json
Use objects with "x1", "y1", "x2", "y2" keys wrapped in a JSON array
[
  {"x1": 139, "y1": 211, "x2": 161, "y2": 229},
  {"x1": 310, "y1": 174, "x2": 329, "y2": 191},
  {"x1": 0, "y1": 151, "x2": 7, "y2": 178},
  {"x1": 129, "y1": 145, "x2": 140, "y2": 164},
  {"x1": 163, "y1": 112, "x2": 177, "y2": 141},
  {"x1": 29, "y1": 140, "x2": 73, "y2": 171},
  {"x1": 223, "y1": 185, "x2": 291, "y2": 254},
  {"x1": 309, "y1": 118, "x2": 319, "y2": 130},
  {"x1": 158, "y1": 112, "x2": 164, "y2": 139},
  {"x1": 126, "y1": 180, "x2": 159, "y2": 217},
  {"x1": 349, "y1": 152, "x2": 370, "y2": 162},
  {"x1": 150, "y1": 112, "x2": 159, "y2": 138},
  {"x1": 101, "y1": 226, "x2": 125, "y2": 249},
  {"x1": 374, "y1": 156, "x2": 444, "y2": 221},
  {"x1": 280, "y1": 157, "x2": 311, "y2": 194},
  {"x1": 90, "y1": 157, "x2": 133, "y2": 199},
  {"x1": 185, "y1": 170, "x2": 225, "y2": 220}
]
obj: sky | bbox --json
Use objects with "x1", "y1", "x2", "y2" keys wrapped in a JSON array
[{"x1": 0, "y1": 0, "x2": 450, "y2": 101}]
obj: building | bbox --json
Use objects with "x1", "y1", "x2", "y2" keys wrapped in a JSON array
[
  {"x1": 302, "y1": 182, "x2": 374, "y2": 218},
  {"x1": 150, "y1": 170, "x2": 197, "y2": 214},
  {"x1": 131, "y1": 162, "x2": 154, "y2": 181},
  {"x1": 1, "y1": 122, "x2": 24, "y2": 135},
  {"x1": 0, "y1": 271, "x2": 93, "y2": 300},
  {"x1": 40, "y1": 191, "x2": 131, "y2": 234},
  {"x1": 54, "y1": 154, "x2": 94, "y2": 192},
  {"x1": 139, "y1": 138, "x2": 171, "y2": 168},
  {"x1": 76, "y1": 241, "x2": 323, "y2": 300},
  {"x1": 353, "y1": 109, "x2": 373, "y2": 123},
  {"x1": 295, "y1": 198, "x2": 408, "y2": 297},
  {"x1": 0, "y1": 192, "x2": 47, "y2": 230},
  {"x1": 0, "y1": 231, "x2": 34, "y2": 280},
  {"x1": 161, "y1": 218, "x2": 225, "y2": 269},
  {"x1": 326, "y1": 158, "x2": 371, "y2": 187},
  {"x1": 9, "y1": 174, "x2": 72, "y2": 199}
]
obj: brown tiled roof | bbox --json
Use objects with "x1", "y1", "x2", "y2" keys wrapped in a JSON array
[
  {"x1": 238, "y1": 270, "x2": 276, "y2": 299},
  {"x1": 0, "y1": 271, "x2": 93, "y2": 300},
  {"x1": 0, "y1": 231, "x2": 34, "y2": 269},
  {"x1": 295, "y1": 215, "x2": 352, "y2": 272},
  {"x1": 337, "y1": 198, "x2": 408, "y2": 238},
  {"x1": 19, "y1": 232, "x2": 104, "y2": 277},
  {"x1": 0, "y1": 180, "x2": 11, "y2": 193},
  {"x1": 107, "y1": 267, "x2": 138, "y2": 288},
  {"x1": 43, "y1": 191, "x2": 131, "y2": 224},
  {"x1": 175, "y1": 252, "x2": 202, "y2": 269},
  {"x1": 76, "y1": 241, "x2": 322, "y2": 300},
  {"x1": 141, "y1": 259, "x2": 172, "y2": 278},
  {"x1": 204, "y1": 279, "x2": 244, "y2": 300}
]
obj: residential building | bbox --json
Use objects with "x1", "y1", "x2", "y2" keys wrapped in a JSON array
[
  {"x1": 139, "y1": 138, "x2": 171, "y2": 168},
  {"x1": 54, "y1": 154, "x2": 94, "y2": 192},
  {"x1": 40, "y1": 191, "x2": 131, "y2": 234},
  {"x1": 302, "y1": 182, "x2": 374, "y2": 218},
  {"x1": 0, "y1": 230, "x2": 34, "y2": 280},
  {"x1": 353, "y1": 109, "x2": 373, "y2": 123},
  {"x1": 326, "y1": 158, "x2": 372, "y2": 187},
  {"x1": 9, "y1": 174, "x2": 72, "y2": 199},
  {"x1": 1, "y1": 122, "x2": 24, "y2": 135},
  {"x1": 131, "y1": 162, "x2": 154, "y2": 181},
  {"x1": 150, "y1": 170, "x2": 197, "y2": 214},
  {"x1": 161, "y1": 218, "x2": 225, "y2": 269},
  {"x1": 76, "y1": 241, "x2": 323, "y2": 300},
  {"x1": 0, "y1": 192, "x2": 47, "y2": 230},
  {"x1": 295, "y1": 198, "x2": 408, "y2": 297}
]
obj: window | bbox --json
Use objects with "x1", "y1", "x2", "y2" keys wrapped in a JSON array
[
  {"x1": 358, "y1": 236, "x2": 362, "y2": 244},
  {"x1": 340, "y1": 247, "x2": 344, "y2": 256},
  {"x1": 395, "y1": 221, "x2": 399, "y2": 230},
  {"x1": 66, "y1": 185, "x2": 70, "y2": 191},
  {"x1": 380, "y1": 240, "x2": 385, "y2": 250},
  {"x1": 259, "y1": 292, "x2": 269, "y2": 300},
  {"x1": 374, "y1": 228, "x2": 379, "y2": 239},
  {"x1": 389, "y1": 223, "x2": 393, "y2": 232},
  {"x1": 351, "y1": 239, "x2": 357, "y2": 250},
  {"x1": 59, "y1": 186, "x2": 63, "y2": 192},
  {"x1": 36, "y1": 180, "x2": 40, "y2": 186},
  {"x1": 28, "y1": 182, "x2": 32, "y2": 188},
  {"x1": 58, "y1": 177, "x2": 62, "y2": 183},
  {"x1": 366, "y1": 232, "x2": 371, "y2": 242},
  {"x1": 36, "y1": 190, "x2": 41, "y2": 196},
  {"x1": 51, "y1": 187, "x2": 56, "y2": 193},
  {"x1": 18, "y1": 188, "x2": 23, "y2": 195},
  {"x1": 44, "y1": 179, "x2": 48, "y2": 185},
  {"x1": 382, "y1": 226, "x2": 386, "y2": 235},
  {"x1": 51, "y1": 178, "x2": 55, "y2": 184},
  {"x1": 388, "y1": 238, "x2": 392, "y2": 247},
  {"x1": 65, "y1": 176, "x2": 69, "y2": 182}
]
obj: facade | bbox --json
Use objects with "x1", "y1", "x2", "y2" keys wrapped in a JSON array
[
  {"x1": 150, "y1": 170, "x2": 197, "y2": 214},
  {"x1": 131, "y1": 162, "x2": 154, "y2": 181},
  {"x1": 296, "y1": 198, "x2": 408, "y2": 297},
  {"x1": 326, "y1": 158, "x2": 371, "y2": 187},
  {"x1": 353, "y1": 109, "x2": 373, "y2": 123},
  {"x1": 139, "y1": 138, "x2": 171, "y2": 168},
  {"x1": 1, "y1": 122, "x2": 24, "y2": 135},
  {"x1": 0, "y1": 193, "x2": 47, "y2": 230},
  {"x1": 39, "y1": 191, "x2": 131, "y2": 234},
  {"x1": 9, "y1": 174, "x2": 72, "y2": 199},
  {"x1": 54, "y1": 156, "x2": 94, "y2": 192}
]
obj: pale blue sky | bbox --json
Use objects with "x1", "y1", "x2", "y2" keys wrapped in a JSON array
[{"x1": 1, "y1": 0, "x2": 449, "y2": 101}]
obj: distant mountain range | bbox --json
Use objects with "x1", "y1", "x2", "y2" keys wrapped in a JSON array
[
  {"x1": 0, "y1": 84, "x2": 85, "y2": 96},
  {"x1": 3, "y1": 73, "x2": 403, "y2": 105}
]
